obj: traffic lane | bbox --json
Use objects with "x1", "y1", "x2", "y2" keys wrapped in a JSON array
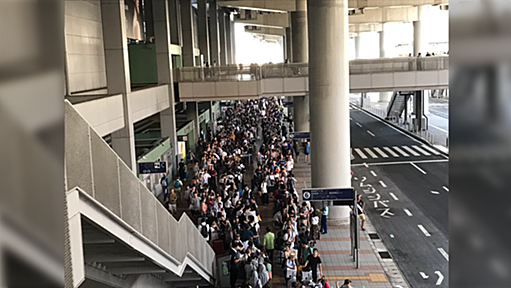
[
  {"x1": 353, "y1": 166, "x2": 449, "y2": 288},
  {"x1": 375, "y1": 162, "x2": 449, "y2": 237}
]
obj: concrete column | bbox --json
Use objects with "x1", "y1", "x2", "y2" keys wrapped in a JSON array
[
  {"x1": 354, "y1": 35, "x2": 361, "y2": 59},
  {"x1": 209, "y1": 0, "x2": 220, "y2": 65},
  {"x1": 153, "y1": 0, "x2": 179, "y2": 175},
  {"x1": 285, "y1": 27, "x2": 293, "y2": 62},
  {"x1": 100, "y1": 0, "x2": 136, "y2": 171},
  {"x1": 379, "y1": 92, "x2": 392, "y2": 103},
  {"x1": 230, "y1": 17, "x2": 236, "y2": 64},
  {"x1": 308, "y1": 0, "x2": 351, "y2": 223},
  {"x1": 197, "y1": 0, "x2": 210, "y2": 64},
  {"x1": 186, "y1": 102, "x2": 200, "y2": 140},
  {"x1": 218, "y1": 9, "x2": 227, "y2": 65},
  {"x1": 379, "y1": 30, "x2": 385, "y2": 58},
  {"x1": 413, "y1": 6, "x2": 423, "y2": 56},
  {"x1": 169, "y1": 0, "x2": 182, "y2": 45},
  {"x1": 291, "y1": 0, "x2": 309, "y2": 132},
  {"x1": 225, "y1": 12, "x2": 233, "y2": 65},
  {"x1": 180, "y1": 0, "x2": 195, "y2": 66},
  {"x1": 413, "y1": 90, "x2": 424, "y2": 130}
]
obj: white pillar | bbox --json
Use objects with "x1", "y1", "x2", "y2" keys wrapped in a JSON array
[
  {"x1": 354, "y1": 35, "x2": 361, "y2": 59},
  {"x1": 153, "y1": 0, "x2": 179, "y2": 175},
  {"x1": 101, "y1": 0, "x2": 136, "y2": 171},
  {"x1": 186, "y1": 102, "x2": 200, "y2": 140},
  {"x1": 413, "y1": 7, "x2": 423, "y2": 56},
  {"x1": 218, "y1": 9, "x2": 227, "y2": 65},
  {"x1": 180, "y1": 0, "x2": 195, "y2": 66},
  {"x1": 291, "y1": 0, "x2": 310, "y2": 133},
  {"x1": 379, "y1": 30, "x2": 385, "y2": 58},
  {"x1": 309, "y1": 0, "x2": 351, "y2": 223},
  {"x1": 209, "y1": 0, "x2": 220, "y2": 65},
  {"x1": 197, "y1": 0, "x2": 210, "y2": 64}
]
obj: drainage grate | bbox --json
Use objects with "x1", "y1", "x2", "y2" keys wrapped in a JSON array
[
  {"x1": 379, "y1": 251, "x2": 392, "y2": 259},
  {"x1": 368, "y1": 233, "x2": 380, "y2": 240}
]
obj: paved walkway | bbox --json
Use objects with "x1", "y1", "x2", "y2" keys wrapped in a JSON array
[{"x1": 293, "y1": 160, "x2": 394, "y2": 288}]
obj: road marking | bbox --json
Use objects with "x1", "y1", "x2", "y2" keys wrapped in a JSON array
[
  {"x1": 380, "y1": 209, "x2": 394, "y2": 217},
  {"x1": 403, "y1": 209, "x2": 413, "y2": 216},
  {"x1": 442, "y1": 186, "x2": 449, "y2": 192},
  {"x1": 367, "y1": 130, "x2": 375, "y2": 137},
  {"x1": 378, "y1": 200, "x2": 389, "y2": 207},
  {"x1": 349, "y1": 117, "x2": 353, "y2": 120},
  {"x1": 418, "y1": 225, "x2": 431, "y2": 237},
  {"x1": 364, "y1": 148, "x2": 379, "y2": 158},
  {"x1": 356, "y1": 122, "x2": 363, "y2": 128},
  {"x1": 430, "y1": 123, "x2": 449, "y2": 133},
  {"x1": 431, "y1": 190, "x2": 440, "y2": 195},
  {"x1": 410, "y1": 162, "x2": 427, "y2": 174},
  {"x1": 438, "y1": 248, "x2": 449, "y2": 261},
  {"x1": 374, "y1": 201, "x2": 378, "y2": 208},
  {"x1": 351, "y1": 159, "x2": 448, "y2": 167},
  {"x1": 373, "y1": 147, "x2": 389, "y2": 158},
  {"x1": 379, "y1": 180, "x2": 387, "y2": 187},
  {"x1": 363, "y1": 162, "x2": 369, "y2": 168},
  {"x1": 383, "y1": 147, "x2": 399, "y2": 157},
  {"x1": 419, "y1": 272, "x2": 429, "y2": 279},
  {"x1": 354, "y1": 148, "x2": 368, "y2": 159},
  {"x1": 389, "y1": 193, "x2": 398, "y2": 200},
  {"x1": 435, "y1": 271, "x2": 444, "y2": 285},
  {"x1": 403, "y1": 145, "x2": 421, "y2": 156},
  {"x1": 412, "y1": 145, "x2": 431, "y2": 156},
  {"x1": 421, "y1": 144, "x2": 441, "y2": 155},
  {"x1": 392, "y1": 146, "x2": 410, "y2": 157},
  {"x1": 370, "y1": 171, "x2": 377, "y2": 177}
]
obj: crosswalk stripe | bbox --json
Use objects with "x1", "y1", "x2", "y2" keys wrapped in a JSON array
[
  {"x1": 373, "y1": 147, "x2": 389, "y2": 158},
  {"x1": 383, "y1": 147, "x2": 399, "y2": 157},
  {"x1": 392, "y1": 146, "x2": 410, "y2": 157},
  {"x1": 421, "y1": 144, "x2": 441, "y2": 155},
  {"x1": 412, "y1": 145, "x2": 431, "y2": 156},
  {"x1": 354, "y1": 148, "x2": 368, "y2": 159},
  {"x1": 403, "y1": 146, "x2": 421, "y2": 156},
  {"x1": 364, "y1": 148, "x2": 379, "y2": 158}
]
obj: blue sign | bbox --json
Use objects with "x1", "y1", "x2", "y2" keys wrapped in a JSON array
[
  {"x1": 302, "y1": 188, "x2": 355, "y2": 201},
  {"x1": 138, "y1": 162, "x2": 167, "y2": 174},
  {"x1": 177, "y1": 135, "x2": 188, "y2": 141},
  {"x1": 290, "y1": 132, "x2": 310, "y2": 139}
]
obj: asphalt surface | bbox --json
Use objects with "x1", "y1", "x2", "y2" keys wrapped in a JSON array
[{"x1": 350, "y1": 106, "x2": 449, "y2": 288}]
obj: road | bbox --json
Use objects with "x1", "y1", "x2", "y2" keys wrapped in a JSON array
[{"x1": 349, "y1": 105, "x2": 449, "y2": 288}]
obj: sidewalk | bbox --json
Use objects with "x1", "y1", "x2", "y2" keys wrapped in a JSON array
[{"x1": 293, "y1": 161, "x2": 394, "y2": 288}]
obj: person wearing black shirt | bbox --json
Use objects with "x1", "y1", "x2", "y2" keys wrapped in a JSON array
[
  {"x1": 304, "y1": 248, "x2": 323, "y2": 283},
  {"x1": 350, "y1": 194, "x2": 366, "y2": 231},
  {"x1": 230, "y1": 243, "x2": 243, "y2": 288}
]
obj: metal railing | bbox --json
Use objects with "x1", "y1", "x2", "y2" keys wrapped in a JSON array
[
  {"x1": 174, "y1": 56, "x2": 449, "y2": 83},
  {"x1": 64, "y1": 101, "x2": 215, "y2": 278}
]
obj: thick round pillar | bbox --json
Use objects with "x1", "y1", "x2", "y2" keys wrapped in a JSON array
[
  {"x1": 413, "y1": 20, "x2": 422, "y2": 56},
  {"x1": 308, "y1": 0, "x2": 350, "y2": 223},
  {"x1": 379, "y1": 30, "x2": 385, "y2": 58},
  {"x1": 354, "y1": 35, "x2": 361, "y2": 59},
  {"x1": 291, "y1": 0, "x2": 310, "y2": 132}
]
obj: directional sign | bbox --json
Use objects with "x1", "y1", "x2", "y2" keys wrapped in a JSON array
[
  {"x1": 138, "y1": 162, "x2": 167, "y2": 174},
  {"x1": 177, "y1": 135, "x2": 188, "y2": 141},
  {"x1": 290, "y1": 132, "x2": 310, "y2": 140},
  {"x1": 302, "y1": 188, "x2": 355, "y2": 201}
]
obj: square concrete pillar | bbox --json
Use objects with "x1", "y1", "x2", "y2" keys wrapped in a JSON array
[{"x1": 180, "y1": 0, "x2": 195, "y2": 66}]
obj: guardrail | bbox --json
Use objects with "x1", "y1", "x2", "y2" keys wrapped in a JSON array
[
  {"x1": 64, "y1": 101, "x2": 215, "y2": 278},
  {"x1": 174, "y1": 56, "x2": 449, "y2": 83}
]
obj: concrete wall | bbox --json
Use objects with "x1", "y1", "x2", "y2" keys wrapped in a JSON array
[{"x1": 65, "y1": 0, "x2": 107, "y2": 93}]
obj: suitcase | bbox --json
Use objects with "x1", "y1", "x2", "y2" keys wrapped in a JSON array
[{"x1": 212, "y1": 239, "x2": 224, "y2": 255}]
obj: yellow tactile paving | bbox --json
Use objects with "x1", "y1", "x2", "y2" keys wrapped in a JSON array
[{"x1": 325, "y1": 273, "x2": 389, "y2": 283}]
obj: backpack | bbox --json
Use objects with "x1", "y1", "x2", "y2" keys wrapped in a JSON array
[
  {"x1": 201, "y1": 224, "x2": 209, "y2": 238},
  {"x1": 174, "y1": 179, "x2": 182, "y2": 188}
]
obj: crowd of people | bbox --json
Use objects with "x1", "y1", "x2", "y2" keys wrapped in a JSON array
[{"x1": 161, "y1": 98, "x2": 357, "y2": 288}]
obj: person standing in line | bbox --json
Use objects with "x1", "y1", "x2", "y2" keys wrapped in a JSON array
[
  {"x1": 304, "y1": 141, "x2": 310, "y2": 163},
  {"x1": 168, "y1": 188, "x2": 178, "y2": 215},
  {"x1": 316, "y1": 204, "x2": 328, "y2": 234},
  {"x1": 304, "y1": 248, "x2": 323, "y2": 283},
  {"x1": 263, "y1": 227, "x2": 275, "y2": 262}
]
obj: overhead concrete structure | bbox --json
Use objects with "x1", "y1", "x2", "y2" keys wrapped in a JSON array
[
  {"x1": 308, "y1": 0, "x2": 351, "y2": 223},
  {"x1": 349, "y1": 6, "x2": 419, "y2": 24},
  {"x1": 197, "y1": 0, "x2": 210, "y2": 64},
  {"x1": 349, "y1": 23, "x2": 383, "y2": 33},
  {"x1": 244, "y1": 25, "x2": 285, "y2": 36},
  {"x1": 291, "y1": 0, "x2": 309, "y2": 133},
  {"x1": 236, "y1": 10, "x2": 290, "y2": 28}
]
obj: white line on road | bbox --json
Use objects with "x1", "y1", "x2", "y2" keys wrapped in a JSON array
[
  {"x1": 435, "y1": 271, "x2": 444, "y2": 285},
  {"x1": 383, "y1": 147, "x2": 399, "y2": 157},
  {"x1": 412, "y1": 145, "x2": 431, "y2": 156},
  {"x1": 421, "y1": 144, "x2": 441, "y2": 155},
  {"x1": 419, "y1": 272, "x2": 429, "y2": 279},
  {"x1": 389, "y1": 193, "x2": 399, "y2": 201},
  {"x1": 418, "y1": 225, "x2": 431, "y2": 237},
  {"x1": 349, "y1": 117, "x2": 353, "y2": 120},
  {"x1": 370, "y1": 171, "x2": 377, "y2": 177},
  {"x1": 363, "y1": 162, "x2": 369, "y2": 168},
  {"x1": 373, "y1": 147, "x2": 389, "y2": 158},
  {"x1": 354, "y1": 148, "x2": 368, "y2": 159},
  {"x1": 356, "y1": 106, "x2": 421, "y2": 143},
  {"x1": 403, "y1": 209, "x2": 413, "y2": 216},
  {"x1": 356, "y1": 122, "x2": 363, "y2": 128},
  {"x1": 364, "y1": 148, "x2": 379, "y2": 158},
  {"x1": 403, "y1": 145, "x2": 421, "y2": 156},
  {"x1": 431, "y1": 191, "x2": 440, "y2": 195},
  {"x1": 374, "y1": 201, "x2": 378, "y2": 208},
  {"x1": 410, "y1": 162, "x2": 427, "y2": 174},
  {"x1": 378, "y1": 201, "x2": 389, "y2": 207},
  {"x1": 443, "y1": 186, "x2": 449, "y2": 192},
  {"x1": 438, "y1": 248, "x2": 449, "y2": 261},
  {"x1": 379, "y1": 180, "x2": 387, "y2": 188},
  {"x1": 351, "y1": 159, "x2": 448, "y2": 167},
  {"x1": 367, "y1": 130, "x2": 375, "y2": 137},
  {"x1": 430, "y1": 123, "x2": 449, "y2": 134},
  {"x1": 392, "y1": 146, "x2": 410, "y2": 157}
]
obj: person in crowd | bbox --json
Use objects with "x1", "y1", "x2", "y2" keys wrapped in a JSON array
[
  {"x1": 350, "y1": 194, "x2": 366, "y2": 231},
  {"x1": 304, "y1": 248, "x2": 323, "y2": 283}
]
